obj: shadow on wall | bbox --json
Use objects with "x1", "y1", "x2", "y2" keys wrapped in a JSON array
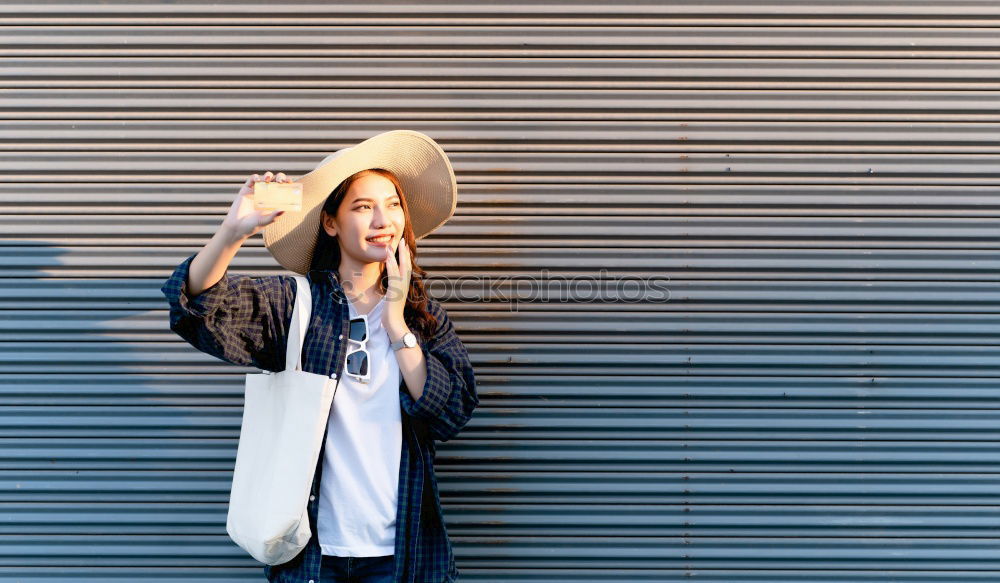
[{"x1": 0, "y1": 242, "x2": 266, "y2": 579}]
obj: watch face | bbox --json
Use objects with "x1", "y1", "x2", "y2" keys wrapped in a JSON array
[{"x1": 404, "y1": 333, "x2": 417, "y2": 347}]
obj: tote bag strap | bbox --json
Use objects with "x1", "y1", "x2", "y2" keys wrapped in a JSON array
[{"x1": 285, "y1": 275, "x2": 312, "y2": 372}]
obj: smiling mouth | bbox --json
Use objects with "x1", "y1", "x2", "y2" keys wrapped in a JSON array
[{"x1": 366, "y1": 235, "x2": 393, "y2": 244}]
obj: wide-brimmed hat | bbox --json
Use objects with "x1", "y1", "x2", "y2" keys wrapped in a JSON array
[{"x1": 262, "y1": 129, "x2": 457, "y2": 275}]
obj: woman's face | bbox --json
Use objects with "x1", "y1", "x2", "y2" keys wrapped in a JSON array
[{"x1": 322, "y1": 173, "x2": 406, "y2": 266}]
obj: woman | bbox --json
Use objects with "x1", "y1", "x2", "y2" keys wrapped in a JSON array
[{"x1": 160, "y1": 130, "x2": 479, "y2": 583}]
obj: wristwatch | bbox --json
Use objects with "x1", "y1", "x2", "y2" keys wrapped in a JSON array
[{"x1": 390, "y1": 331, "x2": 418, "y2": 351}]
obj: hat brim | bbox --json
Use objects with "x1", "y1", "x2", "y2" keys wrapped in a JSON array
[{"x1": 262, "y1": 129, "x2": 457, "y2": 275}]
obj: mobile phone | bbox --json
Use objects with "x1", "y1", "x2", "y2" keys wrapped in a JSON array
[{"x1": 253, "y1": 181, "x2": 303, "y2": 212}]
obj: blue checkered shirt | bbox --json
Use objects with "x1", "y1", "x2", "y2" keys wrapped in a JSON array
[{"x1": 161, "y1": 253, "x2": 479, "y2": 582}]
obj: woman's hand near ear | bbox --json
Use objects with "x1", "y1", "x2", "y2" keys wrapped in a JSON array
[
  {"x1": 384, "y1": 238, "x2": 428, "y2": 400},
  {"x1": 382, "y1": 238, "x2": 412, "y2": 334}
]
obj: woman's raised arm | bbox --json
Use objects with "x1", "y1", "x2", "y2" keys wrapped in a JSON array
[
  {"x1": 188, "y1": 171, "x2": 287, "y2": 296},
  {"x1": 161, "y1": 171, "x2": 297, "y2": 371}
]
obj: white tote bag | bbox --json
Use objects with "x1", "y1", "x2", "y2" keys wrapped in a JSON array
[{"x1": 226, "y1": 274, "x2": 339, "y2": 565}]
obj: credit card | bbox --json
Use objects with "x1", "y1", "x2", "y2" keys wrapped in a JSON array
[{"x1": 253, "y1": 181, "x2": 303, "y2": 212}]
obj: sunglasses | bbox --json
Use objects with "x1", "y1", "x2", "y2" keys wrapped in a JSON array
[{"x1": 345, "y1": 314, "x2": 370, "y2": 384}]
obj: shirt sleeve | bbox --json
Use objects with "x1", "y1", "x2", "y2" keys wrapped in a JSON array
[
  {"x1": 399, "y1": 299, "x2": 479, "y2": 442},
  {"x1": 160, "y1": 253, "x2": 295, "y2": 372}
]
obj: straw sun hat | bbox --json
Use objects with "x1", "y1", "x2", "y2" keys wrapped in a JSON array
[{"x1": 262, "y1": 130, "x2": 457, "y2": 275}]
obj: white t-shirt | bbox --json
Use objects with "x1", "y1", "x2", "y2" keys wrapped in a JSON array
[{"x1": 317, "y1": 294, "x2": 403, "y2": 557}]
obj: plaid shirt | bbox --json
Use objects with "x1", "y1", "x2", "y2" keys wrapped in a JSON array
[{"x1": 160, "y1": 253, "x2": 479, "y2": 583}]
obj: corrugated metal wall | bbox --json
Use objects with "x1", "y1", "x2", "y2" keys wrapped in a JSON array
[{"x1": 3, "y1": 1, "x2": 1000, "y2": 581}]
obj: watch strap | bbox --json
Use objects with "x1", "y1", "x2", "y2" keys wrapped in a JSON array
[{"x1": 390, "y1": 332, "x2": 416, "y2": 351}]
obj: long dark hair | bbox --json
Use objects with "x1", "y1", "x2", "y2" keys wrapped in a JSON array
[{"x1": 309, "y1": 168, "x2": 438, "y2": 341}]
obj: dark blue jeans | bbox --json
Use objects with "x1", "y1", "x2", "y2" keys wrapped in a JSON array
[{"x1": 319, "y1": 554, "x2": 394, "y2": 583}]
